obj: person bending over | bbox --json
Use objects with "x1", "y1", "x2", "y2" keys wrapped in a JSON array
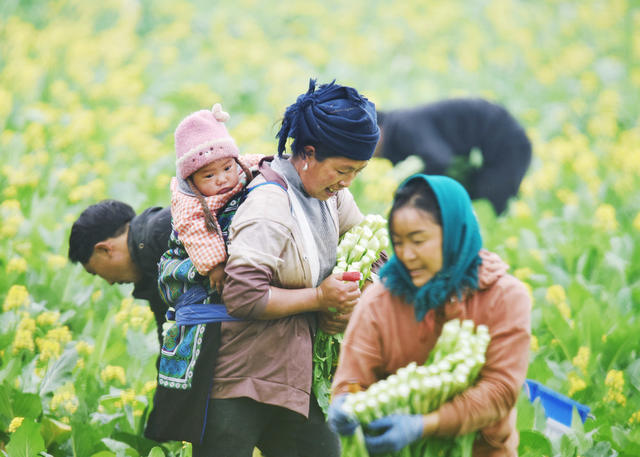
[
  {"x1": 68, "y1": 200, "x2": 171, "y2": 344},
  {"x1": 375, "y1": 98, "x2": 532, "y2": 215}
]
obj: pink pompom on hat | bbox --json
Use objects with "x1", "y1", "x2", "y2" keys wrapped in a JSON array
[{"x1": 175, "y1": 103, "x2": 239, "y2": 179}]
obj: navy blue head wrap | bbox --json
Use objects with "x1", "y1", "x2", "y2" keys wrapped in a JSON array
[
  {"x1": 276, "y1": 79, "x2": 380, "y2": 161},
  {"x1": 379, "y1": 174, "x2": 483, "y2": 321}
]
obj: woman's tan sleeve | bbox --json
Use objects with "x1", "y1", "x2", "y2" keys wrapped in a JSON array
[{"x1": 435, "y1": 276, "x2": 531, "y2": 436}]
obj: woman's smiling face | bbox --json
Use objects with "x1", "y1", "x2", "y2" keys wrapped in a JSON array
[
  {"x1": 300, "y1": 152, "x2": 368, "y2": 200},
  {"x1": 390, "y1": 206, "x2": 443, "y2": 288}
]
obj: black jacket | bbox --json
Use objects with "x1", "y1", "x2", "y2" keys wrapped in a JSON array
[
  {"x1": 378, "y1": 98, "x2": 532, "y2": 215},
  {"x1": 127, "y1": 206, "x2": 172, "y2": 344}
]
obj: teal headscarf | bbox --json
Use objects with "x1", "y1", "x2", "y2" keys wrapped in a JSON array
[{"x1": 379, "y1": 174, "x2": 483, "y2": 321}]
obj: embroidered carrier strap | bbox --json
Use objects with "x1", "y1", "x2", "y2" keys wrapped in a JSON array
[
  {"x1": 175, "y1": 304, "x2": 239, "y2": 325},
  {"x1": 166, "y1": 285, "x2": 241, "y2": 324}
]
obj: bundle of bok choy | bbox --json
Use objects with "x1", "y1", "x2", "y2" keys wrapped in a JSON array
[
  {"x1": 313, "y1": 214, "x2": 389, "y2": 414},
  {"x1": 339, "y1": 319, "x2": 490, "y2": 457}
]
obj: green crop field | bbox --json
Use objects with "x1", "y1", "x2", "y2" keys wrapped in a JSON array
[{"x1": 1, "y1": 0, "x2": 639, "y2": 455}]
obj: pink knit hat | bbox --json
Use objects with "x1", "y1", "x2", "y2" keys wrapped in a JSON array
[{"x1": 175, "y1": 103, "x2": 239, "y2": 179}]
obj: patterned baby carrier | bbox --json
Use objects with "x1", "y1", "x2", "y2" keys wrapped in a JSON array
[{"x1": 145, "y1": 191, "x2": 245, "y2": 444}]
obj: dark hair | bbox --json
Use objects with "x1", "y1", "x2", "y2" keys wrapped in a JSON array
[
  {"x1": 189, "y1": 156, "x2": 253, "y2": 235},
  {"x1": 68, "y1": 200, "x2": 136, "y2": 264},
  {"x1": 291, "y1": 143, "x2": 334, "y2": 162},
  {"x1": 388, "y1": 178, "x2": 442, "y2": 233}
]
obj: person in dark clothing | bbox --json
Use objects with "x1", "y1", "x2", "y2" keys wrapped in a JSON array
[
  {"x1": 375, "y1": 98, "x2": 532, "y2": 215},
  {"x1": 68, "y1": 199, "x2": 171, "y2": 344}
]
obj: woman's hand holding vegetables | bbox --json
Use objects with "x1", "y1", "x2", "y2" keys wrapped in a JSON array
[
  {"x1": 328, "y1": 394, "x2": 359, "y2": 436},
  {"x1": 364, "y1": 414, "x2": 425, "y2": 454},
  {"x1": 318, "y1": 309, "x2": 351, "y2": 334},
  {"x1": 316, "y1": 273, "x2": 361, "y2": 314}
]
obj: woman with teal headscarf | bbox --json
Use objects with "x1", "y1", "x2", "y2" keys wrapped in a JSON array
[{"x1": 328, "y1": 175, "x2": 531, "y2": 456}]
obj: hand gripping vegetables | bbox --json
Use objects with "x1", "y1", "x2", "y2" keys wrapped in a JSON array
[
  {"x1": 313, "y1": 214, "x2": 389, "y2": 415},
  {"x1": 338, "y1": 319, "x2": 491, "y2": 457}
]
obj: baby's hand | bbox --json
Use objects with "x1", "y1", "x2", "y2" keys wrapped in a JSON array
[{"x1": 208, "y1": 263, "x2": 226, "y2": 293}]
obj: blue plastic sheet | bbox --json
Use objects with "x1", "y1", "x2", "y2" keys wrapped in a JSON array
[{"x1": 524, "y1": 379, "x2": 590, "y2": 426}]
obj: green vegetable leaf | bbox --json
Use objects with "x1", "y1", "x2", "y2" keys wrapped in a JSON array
[
  {"x1": 559, "y1": 433, "x2": 577, "y2": 457},
  {"x1": 5, "y1": 418, "x2": 46, "y2": 457},
  {"x1": 72, "y1": 419, "x2": 110, "y2": 456},
  {"x1": 12, "y1": 391, "x2": 42, "y2": 420},
  {"x1": 0, "y1": 384, "x2": 14, "y2": 420},
  {"x1": 39, "y1": 347, "x2": 78, "y2": 396},
  {"x1": 516, "y1": 391, "x2": 535, "y2": 430},
  {"x1": 147, "y1": 447, "x2": 165, "y2": 457},
  {"x1": 625, "y1": 358, "x2": 640, "y2": 393},
  {"x1": 583, "y1": 441, "x2": 614, "y2": 457},
  {"x1": 41, "y1": 415, "x2": 72, "y2": 447},
  {"x1": 518, "y1": 430, "x2": 552, "y2": 456},
  {"x1": 102, "y1": 437, "x2": 140, "y2": 456}
]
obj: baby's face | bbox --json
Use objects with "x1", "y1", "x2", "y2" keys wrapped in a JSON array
[{"x1": 192, "y1": 157, "x2": 239, "y2": 196}]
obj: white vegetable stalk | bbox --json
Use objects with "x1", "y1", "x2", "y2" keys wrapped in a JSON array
[
  {"x1": 332, "y1": 214, "x2": 389, "y2": 287},
  {"x1": 313, "y1": 214, "x2": 389, "y2": 416}
]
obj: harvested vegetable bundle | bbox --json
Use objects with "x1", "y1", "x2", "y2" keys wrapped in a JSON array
[
  {"x1": 313, "y1": 214, "x2": 389, "y2": 414},
  {"x1": 332, "y1": 214, "x2": 389, "y2": 288},
  {"x1": 340, "y1": 319, "x2": 491, "y2": 457}
]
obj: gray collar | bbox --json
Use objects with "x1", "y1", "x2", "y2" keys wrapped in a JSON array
[{"x1": 271, "y1": 156, "x2": 308, "y2": 197}]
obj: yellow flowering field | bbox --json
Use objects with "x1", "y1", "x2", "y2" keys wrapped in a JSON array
[{"x1": 1, "y1": 0, "x2": 639, "y2": 456}]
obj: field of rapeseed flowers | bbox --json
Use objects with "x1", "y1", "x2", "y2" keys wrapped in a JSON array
[{"x1": 1, "y1": 0, "x2": 639, "y2": 455}]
